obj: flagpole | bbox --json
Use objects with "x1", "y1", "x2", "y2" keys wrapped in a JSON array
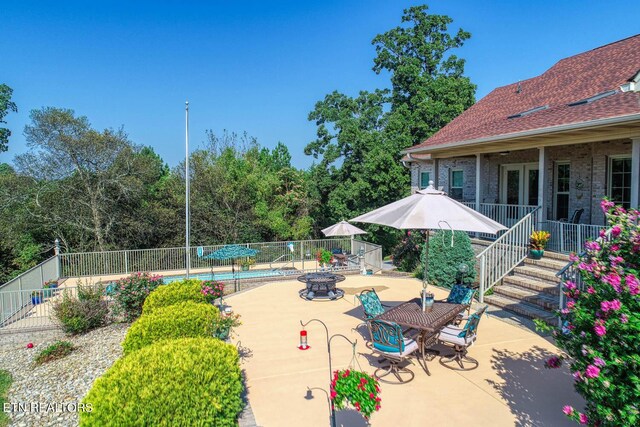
[{"x1": 185, "y1": 101, "x2": 191, "y2": 279}]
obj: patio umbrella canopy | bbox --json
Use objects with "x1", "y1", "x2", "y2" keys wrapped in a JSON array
[
  {"x1": 350, "y1": 183, "x2": 507, "y2": 306},
  {"x1": 321, "y1": 220, "x2": 367, "y2": 237},
  {"x1": 203, "y1": 245, "x2": 260, "y2": 291}
]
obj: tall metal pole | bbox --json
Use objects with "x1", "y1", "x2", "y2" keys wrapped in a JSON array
[{"x1": 185, "y1": 101, "x2": 191, "y2": 279}]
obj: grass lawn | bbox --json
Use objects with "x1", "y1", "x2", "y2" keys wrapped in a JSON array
[{"x1": 0, "y1": 370, "x2": 11, "y2": 427}]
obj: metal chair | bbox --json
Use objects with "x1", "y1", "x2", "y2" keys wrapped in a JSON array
[
  {"x1": 356, "y1": 289, "x2": 388, "y2": 319},
  {"x1": 368, "y1": 320, "x2": 419, "y2": 383},
  {"x1": 438, "y1": 305, "x2": 487, "y2": 371},
  {"x1": 560, "y1": 208, "x2": 584, "y2": 224},
  {"x1": 437, "y1": 284, "x2": 477, "y2": 325}
]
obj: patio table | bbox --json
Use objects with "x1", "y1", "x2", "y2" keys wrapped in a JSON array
[{"x1": 376, "y1": 298, "x2": 465, "y2": 375}]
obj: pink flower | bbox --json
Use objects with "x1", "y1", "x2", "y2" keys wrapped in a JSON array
[
  {"x1": 573, "y1": 371, "x2": 583, "y2": 381},
  {"x1": 587, "y1": 287, "x2": 595, "y2": 294},
  {"x1": 563, "y1": 405, "x2": 574, "y2": 416},
  {"x1": 564, "y1": 281, "x2": 577, "y2": 291},
  {"x1": 620, "y1": 314, "x2": 629, "y2": 323},
  {"x1": 579, "y1": 413, "x2": 588, "y2": 425},
  {"x1": 569, "y1": 253, "x2": 579, "y2": 262},
  {"x1": 330, "y1": 390, "x2": 337, "y2": 399},
  {"x1": 600, "y1": 299, "x2": 621, "y2": 312},
  {"x1": 603, "y1": 273, "x2": 621, "y2": 292},
  {"x1": 584, "y1": 241, "x2": 601, "y2": 252},
  {"x1": 566, "y1": 300, "x2": 575, "y2": 309},
  {"x1": 594, "y1": 322, "x2": 607, "y2": 337},
  {"x1": 600, "y1": 199, "x2": 615, "y2": 212},
  {"x1": 610, "y1": 244, "x2": 620, "y2": 252},
  {"x1": 593, "y1": 357, "x2": 606, "y2": 367},
  {"x1": 611, "y1": 225, "x2": 622, "y2": 237},
  {"x1": 626, "y1": 274, "x2": 639, "y2": 295},
  {"x1": 544, "y1": 356, "x2": 562, "y2": 369},
  {"x1": 585, "y1": 365, "x2": 600, "y2": 378}
]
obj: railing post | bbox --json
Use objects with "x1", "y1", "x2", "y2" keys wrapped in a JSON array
[
  {"x1": 125, "y1": 251, "x2": 129, "y2": 274},
  {"x1": 479, "y1": 256, "x2": 486, "y2": 303}
]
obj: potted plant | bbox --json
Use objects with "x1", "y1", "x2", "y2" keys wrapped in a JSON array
[
  {"x1": 315, "y1": 249, "x2": 334, "y2": 270},
  {"x1": 43, "y1": 279, "x2": 59, "y2": 298},
  {"x1": 201, "y1": 281, "x2": 225, "y2": 304},
  {"x1": 529, "y1": 230, "x2": 551, "y2": 259},
  {"x1": 239, "y1": 257, "x2": 256, "y2": 271},
  {"x1": 214, "y1": 313, "x2": 241, "y2": 341},
  {"x1": 330, "y1": 369, "x2": 381, "y2": 421},
  {"x1": 31, "y1": 290, "x2": 43, "y2": 305}
]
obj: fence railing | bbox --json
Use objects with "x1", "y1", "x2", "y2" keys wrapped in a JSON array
[
  {"x1": 59, "y1": 238, "x2": 356, "y2": 278},
  {"x1": 351, "y1": 240, "x2": 384, "y2": 273},
  {"x1": 539, "y1": 220, "x2": 602, "y2": 254},
  {"x1": 477, "y1": 207, "x2": 540, "y2": 302},
  {"x1": 0, "y1": 256, "x2": 59, "y2": 293},
  {"x1": 461, "y1": 202, "x2": 538, "y2": 238}
]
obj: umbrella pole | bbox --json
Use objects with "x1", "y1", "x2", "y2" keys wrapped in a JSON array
[{"x1": 422, "y1": 231, "x2": 430, "y2": 311}]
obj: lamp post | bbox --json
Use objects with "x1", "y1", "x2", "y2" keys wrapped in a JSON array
[
  {"x1": 185, "y1": 101, "x2": 191, "y2": 279},
  {"x1": 458, "y1": 262, "x2": 469, "y2": 285},
  {"x1": 299, "y1": 318, "x2": 357, "y2": 427}
]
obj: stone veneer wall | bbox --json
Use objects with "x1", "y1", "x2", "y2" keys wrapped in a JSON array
[{"x1": 408, "y1": 139, "x2": 633, "y2": 224}]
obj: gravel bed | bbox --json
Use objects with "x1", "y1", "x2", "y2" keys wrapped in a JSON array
[{"x1": 0, "y1": 323, "x2": 129, "y2": 427}]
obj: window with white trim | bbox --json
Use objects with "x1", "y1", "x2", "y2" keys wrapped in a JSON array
[
  {"x1": 420, "y1": 171, "x2": 431, "y2": 189},
  {"x1": 449, "y1": 170, "x2": 463, "y2": 200},
  {"x1": 608, "y1": 156, "x2": 632, "y2": 208}
]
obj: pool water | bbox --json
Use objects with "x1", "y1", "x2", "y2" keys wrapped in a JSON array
[{"x1": 162, "y1": 269, "x2": 286, "y2": 284}]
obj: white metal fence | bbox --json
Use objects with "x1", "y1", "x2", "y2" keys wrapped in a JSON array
[
  {"x1": 0, "y1": 256, "x2": 59, "y2": 293},
  {"x1": 461, "y1": 202, "x2": 538, "y2": 238},
  {"x1": 477, "y1": 208, "x2": 540, "y2": 302},
  {"x1": 539, "y1": 220, "x2": 602, "y2": 254}
]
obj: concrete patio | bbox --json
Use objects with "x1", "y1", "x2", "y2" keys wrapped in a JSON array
[{"x1": 228, "y1": 274, "x2": 582, "y2": 426}]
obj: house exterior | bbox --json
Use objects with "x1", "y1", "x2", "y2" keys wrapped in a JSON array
[{"x1": 403, "y1": 34, "x2": 640, "y2": 247}]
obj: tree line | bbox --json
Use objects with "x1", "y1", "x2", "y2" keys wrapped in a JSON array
[{"x1": 0, "y1": 5, "x2": 476, "y2": 282}]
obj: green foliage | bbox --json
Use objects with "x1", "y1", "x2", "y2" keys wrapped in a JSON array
[
  {"x1": 392, "y1": 231, "x2": 424, "y2": 272},
  {"x1": 112, "y1": 272, "x2": 163, "y2": 322},
  {"x1": 0, "y1": 84, "x2": 17, "y2": 153},
  {"x1": 80, "y1": 337, "x2": 244, "y2": 426},
  {"x1": 51, "y1": 285, "x2": 110, "y2": 335},
  {"x1": 315, "y1": 248, "x2": 333, "y2": 265},
  {"x1": 550, "y1": 202, "x2": 640, "y2": 426},
  {"x1": 122, "y1": 301, "x2": 221, "y2": 355},
  {"x1": 142, "y1": 279, "x2": 206, "y2": 314},
  {"x1": 331, "y1": 369, "x2": 381, "y2": 420},
  {"x1": 34, "y1": 341, "x2": 75, "y2": 365},
  {"x1": 0, "y1": 369, "x2": 11, "y2": 427},
  {"x1": 415, "y1": 230, "x2": 476, "y2": 287}
]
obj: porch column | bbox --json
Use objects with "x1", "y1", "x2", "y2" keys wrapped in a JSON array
[
  {"x1": 475, "y1": 154, "x2": 482, "y2": 211},
  {"x1": 538, "y1": 147, "x2": 548, "y2": 224},
  {"x1": 434, "y1": 158, "x2": 440, "y2": 190},
  {"x1": 631, "y1": 138, "x2": 640, "y2": 209}
]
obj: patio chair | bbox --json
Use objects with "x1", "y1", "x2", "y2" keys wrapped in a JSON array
[
  {"x1": 356, "y1": 289, "x2": 388, "y2": 319},
  {"x1": 367, "y1": 319, "x2": 419, "y2": 383},
  {"x1": 437, "y1": 284, "x2": 477, "y2": 324},
  {"x1": 560, "y1": 208, "x2": 584, "y2": 224},
  {"x1": 437, "y1": 305, "x2": 487, "y2": 371}
]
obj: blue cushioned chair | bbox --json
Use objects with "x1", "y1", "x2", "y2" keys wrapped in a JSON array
[
  {"x1": 368, "y1": 320, "x2": 419, "y2": 383},
  {"x1": 356, "y1": 289, "x2": 388, "y2": 319},
  {"x1": 437, "y1": 305, "x2": 487, "y2": 371}
]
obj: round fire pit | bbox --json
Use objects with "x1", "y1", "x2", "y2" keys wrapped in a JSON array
[{"x1": 297, "y1": 272, "x2": 345, "y2": 301}]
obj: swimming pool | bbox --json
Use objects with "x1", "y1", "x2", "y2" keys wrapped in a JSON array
[{"x1": 162, "y1": 269, "x2": 288, "y2": 284}]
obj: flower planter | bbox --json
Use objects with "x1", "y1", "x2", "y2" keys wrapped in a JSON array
[
  {"x1": 215, "y1": 327, "x2": 231, "y2": 340},
  {"x1": 31, "y1": 296, "x2": 41, "y2": 305},
  {"x1": 240, "y1": 265, "x2": 249, "y2": 272},
  {"x1": 529, "y1": 249, "x2": 544, "y2": 260}
]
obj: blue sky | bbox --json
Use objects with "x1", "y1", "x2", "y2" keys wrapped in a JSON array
[{"x1": 2, "y1": 1, "x2": 638, "y2": 169}]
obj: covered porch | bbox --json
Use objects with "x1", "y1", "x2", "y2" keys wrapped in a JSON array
[{"x1": 406, "y1": 120, "x2": 640, "y2": 254}]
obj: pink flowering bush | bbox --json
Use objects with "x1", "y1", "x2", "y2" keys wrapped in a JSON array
[
  {"x1": 112, "y1": 272, "x2": 163, "y2": 321},
  {"x1": 549, "y1": 200, "x2": 640, "y2": 426},
  {"x1": 200, "y1": 280, "x2": 225, "y2": 303},
  {"x1": 330, "y1": 369, "x2": 381, "y2": 420}
]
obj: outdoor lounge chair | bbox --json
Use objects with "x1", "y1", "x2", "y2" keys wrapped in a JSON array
[
  {"x1": 437, "y1": 305, "x2": 487, "y2": 371},
  {"x1": 367, "y1": 319, "x2": 419, "y2": 383}
]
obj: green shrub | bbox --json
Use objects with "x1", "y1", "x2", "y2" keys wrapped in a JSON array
[
  {"x1": 112, "y1": 272, "x2": 164, "y2": 322},
  {"x1": 416, "y1": 230, "x2": 476, "y2": 288},
  {"x1": 80, "y1": 338, "x2": 244, "y2": 426},
  {"x1": 0, "y1": 370, "x2": 11, "y2": 427},
  {"x1": 122, "y1": 301, "x2": 220, "y2": 355},
  {"x1": 392, "y1": 231, "x2": 424, "y2": 272},
  {"x1": 34, "y1": 340, "x2": 75, "y2": 365},
  {"x1": 51, "y1": 285, "x2": 110, "y2": 335},
  {"x1": 142, "y1": 279, "x2": 206, "y2": 314}
]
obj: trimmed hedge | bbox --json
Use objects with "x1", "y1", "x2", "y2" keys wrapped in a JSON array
[
  {"x1": 122, "y1": 301, "x2": 220, "y2": 355},
  {"x1": 80, "y1": 338, "x2": 244, "y2": 426},
  {"x1": 142, "y1": 279, "x2": 206, "y2": 314}
]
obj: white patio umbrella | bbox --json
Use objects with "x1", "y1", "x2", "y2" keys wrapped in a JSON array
[
  {"x1": 350, "y1": 183, "x2": 507, "y2": 306},
  {"x1": 321, "y1": 220, "x2": 367, "y2": 237}
]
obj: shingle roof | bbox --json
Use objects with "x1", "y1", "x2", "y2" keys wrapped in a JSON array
[{"x1": 411, "y1": 34, "x2": 640, "y2": 151}]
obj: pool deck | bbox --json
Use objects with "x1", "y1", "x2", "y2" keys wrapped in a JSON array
[{"x1": 227, "y1": 275, "x2": 582, "y2": 427}]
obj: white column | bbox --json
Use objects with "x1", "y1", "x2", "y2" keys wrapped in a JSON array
[
  {"x1": 538, "y1": 147, "x2": 547, "y2": 224},
  {"x1": 631, "y1": 138, "x2": 640, "y2": 209},
  {"x1": 475, "y1": 154, "x2": 482, "y2": 211}
]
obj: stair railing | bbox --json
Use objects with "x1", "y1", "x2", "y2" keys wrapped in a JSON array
[{"x1": 477, "y1": 207, "x2": 541, "y2": 302}]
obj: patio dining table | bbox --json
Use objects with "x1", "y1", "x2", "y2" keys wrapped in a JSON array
[{"x1": 375, "y1": 298, "x2": 465, "y2": 375}]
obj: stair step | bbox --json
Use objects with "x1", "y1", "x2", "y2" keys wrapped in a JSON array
[
  {"x1": 484, "y1": 294, "x2": 558, "y2": 325},
  {"x1": 470, "y1": 238, "x2": 492, "y2": 247},
  {"x1": 539, "y1": 251, "x2": 571, "y2": 261},
  {"x1": 513, "y1": 265, "x2": 561, "y2": 282},
  {"x1": 503, "y1": 275, "x2": 560, "y2": 296},
  {"x1": 493, "y1": 284, "x2": 559, "y2": 310},
  {"x1": 523, "y1": 257, "x2": 569, "y2": 272}
]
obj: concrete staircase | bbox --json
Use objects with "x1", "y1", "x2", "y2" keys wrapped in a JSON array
[{"x1": 483, "y1": 251, "x2": 569, "y2": 325}]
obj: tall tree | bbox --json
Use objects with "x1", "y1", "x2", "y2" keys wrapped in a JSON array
[
  {"x1": 0, "y1": 84, "x2": 18, "y2": 152},
  {"x1": 372, "y1": 4, "x2": 476, "y2": 143}
]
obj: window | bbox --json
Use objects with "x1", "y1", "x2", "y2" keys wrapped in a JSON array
[
  {"x1": 449, "y1": 170, "x2": 463, "y2": 200},
  {"x1": 555, "y1": 162, "x2": 570, "y2": 220},
  {"x1": 608, "y1": 156, "x2": 632, "y2": 209},
  {"x1": 420, "y1": 171, "x2": 431, "y2": 189}
]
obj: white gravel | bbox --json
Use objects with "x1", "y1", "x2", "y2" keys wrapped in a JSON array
[{"x1": 0, "y1": 323, "x2": 129, "y2": 427}]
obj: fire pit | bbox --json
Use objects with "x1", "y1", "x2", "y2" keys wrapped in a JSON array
[{"x1": 297, "y1": 272, "x2": 346, "y2": 301}]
